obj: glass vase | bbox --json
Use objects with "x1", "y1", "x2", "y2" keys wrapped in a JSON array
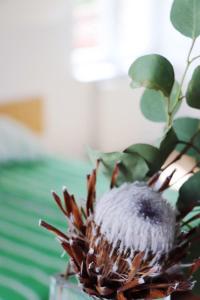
[
  {"x1": 49, "y1": 273, "x2": 170, "y2": 300},
  {"x1": 49, "y1": 274, "x2": 91, "y2": 300}
]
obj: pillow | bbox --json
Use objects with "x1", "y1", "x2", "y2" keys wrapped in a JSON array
[{"x1": 0, "y1": 116, "x2": 43, "y2": 163}]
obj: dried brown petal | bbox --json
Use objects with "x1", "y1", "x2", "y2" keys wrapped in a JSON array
[
  {"x1": 70, "y1": 195, "x2": 85, "y2": 232},
  {"x1": 52, "y1": 191, "x2": 67, "y2": 216},
  {"x1": 39, "y1": 220, "x2": 69, "y2": 241},
  {"x1": 158, "y1": 169, "x2": 176, "y2": 192},
  {"x1": 86, "y1": 169, "x2": 97, "y2": 216},
  {"x1": 96, "y1": 285, "x2": 114, "y2": 296},
  {"x1": 117, "y1": 292, "x2": 128, "y2": 300},
  {"x1": 127, "y1": 252, "x2": 144, "y2": 281},
  {"x1": 63, "y1": 188, "x2": 72, "y2": 216},
  {"x1": 110, "y1": 162, "x2": 120, "y2": 189},
  {"x1": 119, "y1": 278, "x2": 140, "y2": 292},
  {"x1": 70, "y1": 239, "x2": 85, "y2": 267}
]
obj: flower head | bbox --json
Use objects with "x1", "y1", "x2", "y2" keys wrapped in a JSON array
[
  {"x1": 40, "y1": 163, "x2": 200, "y2": 300},
  {"x1": 95, "y1": 181, "x2": 176, "y2": 256}
]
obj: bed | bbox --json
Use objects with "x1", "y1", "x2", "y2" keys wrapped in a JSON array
[{"x1": 0, "y1": 157, "x2": 101, "y2": 300}]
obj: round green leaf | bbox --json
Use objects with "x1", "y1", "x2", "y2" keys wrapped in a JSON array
[
  {"x1": 171, "y1": 0, "x2": 200, "y2": 38},
  {"x1": 173, "y1": 117, "x2": 200, "y2": 159},
  {"x1": 163, "y1": 188, "x2": 179, "y2": 208},
  {"x1": 140, "y1": 89, "x2": 167, "y2": 122},
  {"x1": 118, "y1": 153, "x2": 149, "y2": 184},
  {"x1": 124, "y1": 143, "x2": 162, "y2": 174},
  {"x1": 186, "y1": 66, "x2": 200, "y2": 109},
  {"x1": 128, "y1": 54, "x2": 175, "y2": 97},
  {"x1": 177, "y1": 171, "x2": 200, "y2": 215},
  {"x1": 88, "y1": 148, "x2": 122, "y2": 177}
]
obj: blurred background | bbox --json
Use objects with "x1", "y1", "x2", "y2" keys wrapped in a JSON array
[
  {"x1": 0, "y1": 1, "x2": 200, "y2": 299},
  {"x1": 0, "y1": 0, "x2": 199, "y2": 160}
]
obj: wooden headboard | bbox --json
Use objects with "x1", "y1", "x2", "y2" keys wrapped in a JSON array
[{"x1": 0, "y1": 98, "x2": 43, "y2": 134}]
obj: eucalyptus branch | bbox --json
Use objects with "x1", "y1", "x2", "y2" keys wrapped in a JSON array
[
  {"x1": 179, "y1": 141, "x2": 200, "y2": 156},
  {"x1": 162, "y1": 129, "x2": 200, "y2": 171},
  {"x1": 181, "y1": 211, "x2": 200, "y2": 227},
  {"x1": 162, "y1": 143, "x2": 191, "y2": 171},
  {"x1": 189, "y1": 54, "x2": 200, "y2": 64},
  {"x1": 179, "y1": 95, "x2": 185, "y2": 101},
  {"x1": 186, "y1": 38, "x2": 197, "y2": 63},
  {"x1": 166, "y1": 38, "x2": 197, "y2": 128},
  {"x1": 175, "y1": 38, "x2": 196, "y2": 98}
]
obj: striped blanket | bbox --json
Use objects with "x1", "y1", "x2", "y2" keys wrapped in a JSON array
[{"x1": 0, "y1": 157, "x2": 106, "y2": 300}]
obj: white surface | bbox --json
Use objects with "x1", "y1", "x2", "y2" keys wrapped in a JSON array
[
  {"x1": 0, "y1": 117, "x2": 42, "y2": 162},
  {"x1": 0, "y1": 0, "x2": 70, "y2": 27},
  {"x1": 0, "y1": 0, "x2": 199, "y2": 159}
]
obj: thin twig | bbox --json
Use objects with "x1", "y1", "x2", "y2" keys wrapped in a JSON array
[
  {"x1": 189, "y1": 54, "x2": 200, "y2": 64},
  {"x1": 169, "y1": 161, "x2": 200, "y2": 189},
  {"x1": 167, "y1": 38, "x2": 197, "y2": 128},
  {"x1": 178, "y1": 140, "x2": 200, "y2": 156},
  {"x1": 162, "y1": 129, "x2": 200, "y2": 171}
]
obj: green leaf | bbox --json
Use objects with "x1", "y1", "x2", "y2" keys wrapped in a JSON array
[
  {"x1": 177, "y1": 171, "x2": 200, "y2": 215},
  {"x1": 88, "y1": 148, "x2": 122, "y2": 177},
  {"x1": 140, "y1": 82, "x2": 182, "y2": 123},
  {"x1": 140, "y1": 89, "x2": 167, "y2": 122},
  {"x1": 117, "y1": 153, "x2": 149, "y2": 184},
  {"x1": 159, "y1": 128, "x2": 179, "y2": 164},
  {"x1": 171, "y1": 0, "x2": 200, "y2": 38},
  {"x1": 163, "y1": 188, "x2": 179, "y2": 208},
  {"x1": 186, "y1": 66, "x2": 200, "y2": 109},
  {"x1": 173, "y1": 117, "x2": 200, "y2": 159},
  {"x1": 124, "y1": 143, "x2": 162, "y2": 174},
  {"x1": 128, "y1": 54, "x2": 175, "y2": 97},
  {"x1": 88, "y1": 148, "x2": 149, "y2": 184}
]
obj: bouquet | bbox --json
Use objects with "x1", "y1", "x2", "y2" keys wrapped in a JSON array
[{"x1": 40, "y1": 1, "x2": 200, "y2": 299}]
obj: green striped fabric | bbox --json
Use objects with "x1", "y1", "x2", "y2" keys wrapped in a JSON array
[{"x1": 0, "y1": 157, "x2": 107, "y2": 300}]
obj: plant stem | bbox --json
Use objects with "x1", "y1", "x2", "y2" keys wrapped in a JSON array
[
  {"x1": 170, "y1": 161, "x2": 200, "y2": 191},
  {"x1": 176, "y1": 37, "x2": 196, "y2": 95},
  {"x1": 190, "y1": 54, "x2": 200, "y2": 63},
  {"x1": 179, "y1": 140, "x2": 200, "y2": 156},
  {"x1": 162, "y1": 129, "x2": 200, "y2": 171},
  {"x1": 166, "y1": 38, "x2": 197, "y2": 129}
]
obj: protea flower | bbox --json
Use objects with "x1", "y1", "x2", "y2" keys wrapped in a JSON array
[{"x1": 40, "y1": 162, "x2": 200, "y2": 299}]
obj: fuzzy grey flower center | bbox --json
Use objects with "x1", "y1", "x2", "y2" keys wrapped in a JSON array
[
  {"x1": 138, "y1": 199, "x2": 162, "y2": 224},
  {"x1": 94, "y1": 181, "x2": 176, "y2": 256}
]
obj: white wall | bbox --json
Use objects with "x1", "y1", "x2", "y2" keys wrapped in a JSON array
[
  {"x1": 0, "y1": 0, "x2": 199, "y2": 159},
  {"x1": 0, "y1": 0, "x2": 97, "y2": 158},
  {"x1": 95, "y1": 0, "x2": 200, "y2": 153},
  {"x1": 95, "y1": 80, "x2": 162, "y2": 152},
  {"x1": 95, "y1": 78, "x2": 200, "y2": 153}
]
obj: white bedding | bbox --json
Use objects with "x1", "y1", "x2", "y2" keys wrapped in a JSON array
[{"x1": 0, "y1": 116, "x2": 43, "y2": 163}]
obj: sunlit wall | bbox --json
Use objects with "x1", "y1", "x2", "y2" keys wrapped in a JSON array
[{"x1": 0, "y1": 0, "x2": 199, "y2": 159}]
